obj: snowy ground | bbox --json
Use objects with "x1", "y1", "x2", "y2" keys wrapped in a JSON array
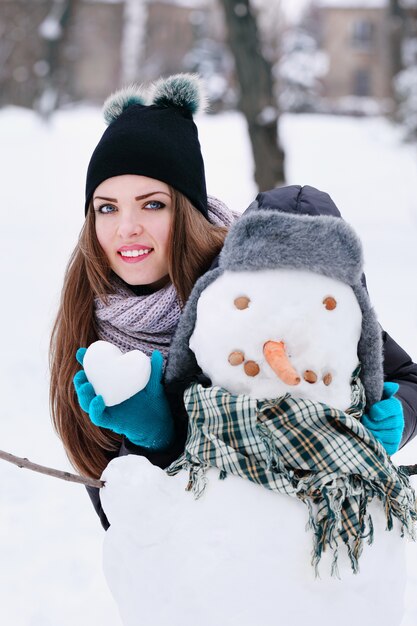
[{"x1": 0, "y1": 106, "x2": 416, "y2": 625}]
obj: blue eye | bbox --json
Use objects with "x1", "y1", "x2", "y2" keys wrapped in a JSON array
[
  {"x1": 96, "y1": 204, "x2": 116, "y2": 214},
  {"x1": 144, "y1": 200, "x2": 165, "y2": 210}
]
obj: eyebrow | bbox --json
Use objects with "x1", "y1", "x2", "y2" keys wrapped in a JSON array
[
  {"x1": 94, "y1": 196, "x2": 117, "y2": 202},
  {"x1": 93, "y1": 191, "x2": 171, "y2": 203},
  {"x1": 136, "y1": 191, "x2": 171, "y2": 200}
]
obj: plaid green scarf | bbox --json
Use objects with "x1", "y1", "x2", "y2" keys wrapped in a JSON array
[{"x1": 167, "y1": 376, "x2": 416, "y2": 576}]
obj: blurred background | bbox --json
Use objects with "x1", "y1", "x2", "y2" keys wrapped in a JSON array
[
  {"x1": 1, "y1": 1, "x2": 417, "y2": 625},
  {"x1": 1, "y1": 0, "x2": 417, "y2": 189}
]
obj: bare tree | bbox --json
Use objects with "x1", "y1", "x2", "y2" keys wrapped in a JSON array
[
  {"x1": 218, "y1": 0, "x2": 285, "y2": 190},
  {"x1": 388, "y1": 0, "x2": 407, "y2": 78},
  {"x1": 37, "y1": 0, "x2": 80, "y2": 117},
  {"x1": 121, "y1": 0, "x2": 148, "y2": 84},
  {"x1": 390, "y1": 1, "x2": 417, "y2": 138}
]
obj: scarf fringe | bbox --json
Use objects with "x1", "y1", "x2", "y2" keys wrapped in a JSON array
[
  {"x1": 167, "y1": 454, "x2": 210, "y2": 499},
  {"x1": 257, "y1": 417, "x2": 416, "y2": 577}
]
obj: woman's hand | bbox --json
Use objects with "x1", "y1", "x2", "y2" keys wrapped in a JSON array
[
  {"x1": 73, "y1": 348, "x2": 174, "y2": 450},
  {"x1": 361, "y1": 382, "x2": 404, "y2": 455}
]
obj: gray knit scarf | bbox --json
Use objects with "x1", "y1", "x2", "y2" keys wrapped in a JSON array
[{"x1": 94, "y1": 196, "x2": 237, "y2": 359}]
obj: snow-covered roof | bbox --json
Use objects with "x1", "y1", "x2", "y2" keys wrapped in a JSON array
[{"x1": 316, "y1": 0, "x2": 387, "y2": 8}]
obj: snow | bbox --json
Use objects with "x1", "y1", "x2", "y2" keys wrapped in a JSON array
[
  {"x1": 83, "y1": 342, "x2": 151, "y2": 406},
  {"x1": 163, "y1": 0, "x2": 208, "y2": 7},
  {"x1": 189, "y1": 269, "x2": 362, "y2": 409},
  {"x1": 38, "y1": 17, "x2": 62, "y2": 42},
  {"x1": 316, "y1": 0, "x2": 387, "y2": 8},
  {"x1": 394, "y1": 66, "x2": 417, "y2": 141},
  {"x1": 279, "y1": 0, "x2": 313, "y2": 23},
  {"x1": 85, "y1": 0, "x2": 123, "y2": 3},
  {"x1": 0, "y1": 104, "x2": 417, "y2": 624},
  {"x1": 102, "y1": 455, "x2": 408, "y2": 626},
  {"x1": 256, "y1": 105, "x2": 279, "y2": 124},
  {"x1": 121, "y1": 0, "x2": 148, "y2": 84}
]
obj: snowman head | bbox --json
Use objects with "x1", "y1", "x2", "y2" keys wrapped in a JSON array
[
  {"x1": 189, "y1": 268, "x2": 363, "y2": 411},
  {"x1": 166, "y1": 186, "x2": 383, "y2": 411}
]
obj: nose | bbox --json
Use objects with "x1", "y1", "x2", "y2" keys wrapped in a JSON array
[
  {"x1": 263, "y1": 341, "x2": 301, "y2": 386},
  {"x1": 117, "y1": 208, "x2": 144, "y2": 239}
]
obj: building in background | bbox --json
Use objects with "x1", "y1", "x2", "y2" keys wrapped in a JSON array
[
  {"x1": 0, "y1": 0, "x2": 125, "y2": 110},
  {"x1": 0, "y1": 0, "x2": 234, "y2": 112},
  {"x1": 316, "y1": 0, "x2": 393, "y2": 108}
]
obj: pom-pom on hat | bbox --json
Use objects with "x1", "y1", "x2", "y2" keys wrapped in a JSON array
[{"x1": 85, "y1": 73, "x2": 208, "y2": 217}]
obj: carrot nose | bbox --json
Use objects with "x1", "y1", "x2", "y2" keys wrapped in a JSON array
[{"x1": 263, "y1": 341, "x2": 301, "y2": 386}]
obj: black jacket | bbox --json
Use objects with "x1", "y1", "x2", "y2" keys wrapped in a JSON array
[
  {"x1": 87, "y1": 186, "x2": 417, "y2": 529},
  {"x1": 252, "y1": 186, "x2": 417, "y2": 447},
  {"x1": 86, "y1": 388, "x2": 188, "y2": 531}
]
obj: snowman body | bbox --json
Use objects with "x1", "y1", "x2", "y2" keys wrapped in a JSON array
[
  {"x1": 189, "y1": 268, "x2": 362, "y2": 411},
  {"x1": 101, "y1": 456, "x2": 409, "y2": 626}
]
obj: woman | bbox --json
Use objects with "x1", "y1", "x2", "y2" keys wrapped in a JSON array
[
  {"x1": 50, "y1": 74, "x2": 417, "y2": 530},
  {"x1": 50, "y1": 75, "x2": 234, "y2": 523}
]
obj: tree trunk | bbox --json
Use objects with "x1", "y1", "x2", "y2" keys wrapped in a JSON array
[
  {"x1": 388, "y1": 0, "x2": 406, "y2": 78},
  {"x1": 219, "y1": 0, "x2": 285, "y2": 190},
  {"x1": 37, "y1": 0, "x2": 80, "y2": 117}
]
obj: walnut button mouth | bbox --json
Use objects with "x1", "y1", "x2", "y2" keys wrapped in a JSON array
[
  {"x1": 303, "y1": 370, "x2": 317, "y2": 384},
  {"x1": 244, "y1": 360, "x2": 260, "y2": 377},
  {"x1": 228, "y1": 351, "x2": 245, "y2": 366},
  {"x1": 323, "y1": 373, "x2": 333, "y2": 386}
]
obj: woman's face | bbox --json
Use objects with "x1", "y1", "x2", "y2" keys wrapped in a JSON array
[{"x1": 94, "y1": 175, "x2": 172, "y2": 288}]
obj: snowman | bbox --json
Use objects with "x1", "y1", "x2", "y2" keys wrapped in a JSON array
[{"x1": 89, "y1": 187, "x2": 416, "y2": 626}]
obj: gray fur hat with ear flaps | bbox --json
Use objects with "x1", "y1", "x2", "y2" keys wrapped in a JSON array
[
  {"x1": 165, "y1": 185, "x2": 384, "y2": 410},
  {"x1": 85, "y1": 73, "x2": 209, "y2": 217}
]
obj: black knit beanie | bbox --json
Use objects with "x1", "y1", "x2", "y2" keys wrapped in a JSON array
[{"x1": 85, "y1": 74, "x2": 208, "y2": 218}]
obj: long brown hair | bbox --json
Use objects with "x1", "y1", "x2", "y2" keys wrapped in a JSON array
[{"x1": 50, "y1": 190, "x2": 228, "y2": 479}]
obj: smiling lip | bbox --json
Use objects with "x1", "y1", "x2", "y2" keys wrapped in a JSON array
[{"x1": 117, "y1": 244, "x2": 153, "y2": 264}]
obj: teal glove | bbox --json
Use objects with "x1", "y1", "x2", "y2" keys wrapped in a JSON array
[
  {"x1": 73, "y1": 348, "x2": 174, "y2": 450},
  {"x1": 361, "y1": 382, "x2": 404, "y2": 455}
]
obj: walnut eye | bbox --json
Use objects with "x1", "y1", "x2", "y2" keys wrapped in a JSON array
[
  {"x1": 323, "y1": 296, "x2": 337, "y2": 311},
  {"x1": 234, "y1": 296, "x2": 250, "y2": 310},
  {"x1": 228, "y1": 351, "x2": 245, "y2": 366},
  {"x1": 244, "y1": 361, "x2": 260, "y2": 377}
]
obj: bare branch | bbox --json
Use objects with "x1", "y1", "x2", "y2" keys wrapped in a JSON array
[
  {"x1": 401, "y1": 464, "x2": 417, "y2": 477},
  {"x1": 0, "y1": 448, "x2": 415, "y2": 496},
  {"x1": 0, "y1": 449, "x2": 104, "y2": 489}
]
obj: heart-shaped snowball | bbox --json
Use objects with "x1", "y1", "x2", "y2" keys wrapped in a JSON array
[{"x1": 83, "y1": 341, "x2": 152, "y2": 407}]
